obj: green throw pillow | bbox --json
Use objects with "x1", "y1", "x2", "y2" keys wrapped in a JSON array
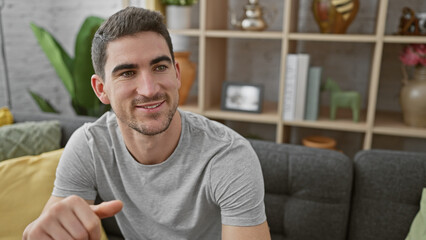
[
  {"x1": 406, "y1": 188, "x2": 426, "y2": 240},
  {"x1": 0, "y1": 120, "x2": 61, "y2": 161}
]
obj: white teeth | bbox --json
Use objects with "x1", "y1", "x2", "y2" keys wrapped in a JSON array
[{"x1": 142, "y1": 103, "x2": 161, "y2": 109}]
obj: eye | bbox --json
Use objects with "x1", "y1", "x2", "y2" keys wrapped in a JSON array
[
  {"x1": 154, "y1": 65, "x2": 168, "y2": 72},
  {"x1": 120, "y1": 71, "x2": 135, "y2": 78}
]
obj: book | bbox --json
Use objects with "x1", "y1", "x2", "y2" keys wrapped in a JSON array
[
  {"x1": 283, "y1": 54, "x2": 298, "y2": 121},
  {"x1": 304, "y1": 66, "x2": 322, "y2": 121},
  {"x1": 294, "y1": 54, "x2": 310, "y2": 120}
]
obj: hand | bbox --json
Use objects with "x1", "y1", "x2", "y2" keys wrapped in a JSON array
[{"x1": 23, "y1": 195, "x2": 123, "y2": 240}]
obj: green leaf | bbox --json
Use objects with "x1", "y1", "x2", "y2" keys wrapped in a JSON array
[
  {"x1": 161, "y1": 0, "x2": 197, "y2": 5},
  {"x1": 87, "y1": 104, "x2": 111, "y2": 117},
  {"x1": 30, "y1": 22, "x2": 75, "y2": 99},
  {"x1": 71, "y1": 99, "x2": 87, "y2": 116},
  {"x1": 73, "y1": 16, "x2": 104, "y2": 111},
  {"x1": 29, "y1": 90, "x2": 59, "y2": 113}
]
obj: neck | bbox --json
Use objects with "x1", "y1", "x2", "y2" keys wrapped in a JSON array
[{"x1": 119, "y1": 111, "x2": 182, "y2": 165}]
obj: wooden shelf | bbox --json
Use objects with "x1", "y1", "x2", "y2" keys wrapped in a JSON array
[
  {"x1": 289, "y1": 33, "x2": 377, "y2": 43},
  {"x1": 285, "y1": 118, "x2": 367, "y2": 133},
  {"x1": 204, "y1": 102, "x2": 279, "y2": 124},
  {"x1": 284, "y1": 107, "x2": 368, "y2": 133},
  {"x1": 205, "y1": 30, "x2": 283, "y2": 39},
  {"x1": 169, "y1": 29, "x2": 201, "y2": 36},
  {"x1": 383, "y1": 35, "x2": 426, "y2": 44},
  {"x1": 143, "y1": 0, "x2": 426, "y2": 152},
  {"x1": 374, "y1": 111, "x2": 426, "y2": 138}
]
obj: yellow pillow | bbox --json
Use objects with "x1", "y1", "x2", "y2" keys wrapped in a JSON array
[
  {"x1": 0, "y1": 107, "x2": 13, "y2": 127},
  {"x1": 0, "y1": 149, "x2": 108, "y2": 240}
]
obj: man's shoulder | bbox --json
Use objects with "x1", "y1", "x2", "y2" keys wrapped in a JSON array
[
  {"x1": 68, "y1": 111, "x2": 118, "y2": 144},
  {"x1": 180, "y1": 109, "x2": 245, "y2": 143}
]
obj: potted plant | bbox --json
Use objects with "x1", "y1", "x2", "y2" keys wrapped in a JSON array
[
  {"x1": 161, "y1": 0, "x2": 198, "y2": 7},
  {"x1": 161, "y1": 0, "x2": 198, "y2": 30},
  {"x1": 29, "y1": 16, "x2": 109, "y2": 117}
]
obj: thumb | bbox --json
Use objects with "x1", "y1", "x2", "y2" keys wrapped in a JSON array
[{"x1": 90, "y1": 200, "x2": 123, "y2": 219}]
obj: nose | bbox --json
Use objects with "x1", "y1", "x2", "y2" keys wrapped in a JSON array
[{"x1": 135, "y1": 72, "x2": 159, "y2": 97}]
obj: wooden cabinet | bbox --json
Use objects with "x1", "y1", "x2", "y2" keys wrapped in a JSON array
[{"x1": 132, "y1": 0, "x2": 426, "y2": 156}]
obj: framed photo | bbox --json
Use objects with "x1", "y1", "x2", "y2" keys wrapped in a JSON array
[{"x1": 221, "y1": 82, "x2": 264, "y2": 113}]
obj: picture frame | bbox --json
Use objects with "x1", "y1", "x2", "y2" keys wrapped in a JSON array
[{"x1": 221, "y1": 82, "x2": 264, "y2": 113}]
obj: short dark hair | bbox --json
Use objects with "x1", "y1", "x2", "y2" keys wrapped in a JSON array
[{"x1": 91, "y1": 7, "x2": 174, "y2": 79}]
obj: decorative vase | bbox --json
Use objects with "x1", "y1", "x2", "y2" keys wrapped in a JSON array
[
  {"x1": 166, "y1": 5, "x2": 192, "y2": 51},
  {"x1": 312, "y1": 0, "x2": 359, "y2": 34},
  {"x1": 175, "y1": 51, "x2": 196, "y2": 105},
  {"x1": 166, "y1": 5, "x2": 192, "y2": 29},
  {"x1": 400, "y1": 66, "x2": 426, "y2": 127}
]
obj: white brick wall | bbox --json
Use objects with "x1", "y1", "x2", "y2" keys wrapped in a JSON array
[{"x1": 0, "y1": 0, "x2": 120, "y2": 114}]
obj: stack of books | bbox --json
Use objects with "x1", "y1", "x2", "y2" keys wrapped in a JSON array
[{"x1": 283, "y1": 53, "x2": 322, "y2": 121}]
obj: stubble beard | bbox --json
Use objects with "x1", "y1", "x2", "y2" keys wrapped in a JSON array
[
  {"x1": 115, "y1": 93, "x2": 179, "y2": 136},
  {"x1": 128, "y1": 106, "x2": 176, "y2": 136}
]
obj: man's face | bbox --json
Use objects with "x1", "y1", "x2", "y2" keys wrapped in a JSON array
[{"x1": 96, "y1": 31, "x2": 181, "y2": 136}]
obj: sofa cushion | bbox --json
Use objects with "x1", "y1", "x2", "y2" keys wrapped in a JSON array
[
  {"x1": 405, "y1": 188, "x2": 426, "y2": 240},
  {"x1": 0, "y1": 149, "x2": 108, "y2": 239},
  {"x1": 0, "y1": 149, "x2": 63, "y2": 238},
  {"x1": 11, "y1": 111, "x2": 97, "y2": 147},
  {"x1": 249, "y1": 139, "x2": 353, "y2": 240},
  {"x1": 348, "y1": 149, "x2": 426, "y2": 240},
  {"x1": 0, "y1": 120, "x2": 61, "y2": 161}
]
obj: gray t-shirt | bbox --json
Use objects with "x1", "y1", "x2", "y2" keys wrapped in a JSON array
[{"x1": 53, "y1": 110, "x2": 266, "y2": 239}]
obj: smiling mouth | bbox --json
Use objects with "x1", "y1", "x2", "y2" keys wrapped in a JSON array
[{"x1": 136, "y1": 101, "x2": 164, "y2": 109}]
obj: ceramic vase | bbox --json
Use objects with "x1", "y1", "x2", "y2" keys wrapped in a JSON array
[
  {"x1": 400, "y1": 66, "x2": 426, "y2": 127},
  {"x1": 166, "y1": 5, "x2": 192, "y2": 29},
  {"x1": 312, "y1": 0, "x2": 359, "y2": 34},
  {"x1": 175, "y1": 51, "x2": 196, "y2": 105},
  {"x1": 166, "y1": 5, "x2": 192, "y2": 51}
]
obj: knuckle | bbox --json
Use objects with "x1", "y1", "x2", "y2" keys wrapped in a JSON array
[
  {"x1": 87, "y1": 220, "x2": 99, "y2": 232},
  {"x1": 24, "y1": 224, "x2": 43, "y2": 240},
  {"x1": 86, "y1": 220, "x2": 101, "y2": 239},
  {"x1": 66, "y1": 195, "x2": 84, "y2": 204},
  {"x1": 48, "y1": 202, "x2": 67, "y2": 215},
  {"x1": 73, "y1": 230, "x2": 89, "y2": 240}
]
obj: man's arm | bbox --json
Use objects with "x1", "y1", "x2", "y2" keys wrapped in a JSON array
[
  {"x1": 222, "y1": 221, "x2": 271, "y2": 240},
  {"x1": 23, "y1": 195, "x2": 122, "y2": 240}
]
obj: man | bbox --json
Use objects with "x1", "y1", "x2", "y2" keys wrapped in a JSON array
[{"x1": 24, "y1": 7, "x2": 270, "y2": 240}]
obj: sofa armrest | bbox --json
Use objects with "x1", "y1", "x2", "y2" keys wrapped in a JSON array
[{"x1": 11, "y1": 111, "x2": 98, "y2": 147}]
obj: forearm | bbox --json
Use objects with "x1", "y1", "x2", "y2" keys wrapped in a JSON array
[{"x1": 222, "y1": 221, "x2": 271, "y2": 240}]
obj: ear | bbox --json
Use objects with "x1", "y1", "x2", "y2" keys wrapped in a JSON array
[
  {"x1": 174, "y1": 61, "x2": 182, "y2": 89},
  {"x1": 91, "y1": 74, "x2": 110, "y2": 105}
]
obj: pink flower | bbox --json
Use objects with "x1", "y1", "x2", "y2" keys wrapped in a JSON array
[
  {"x1": 413, "y1": 44, "x2": 426, "y2": 55},
  {"x1": 400, "y1": 44, "x2": 426, "y2": 67}
]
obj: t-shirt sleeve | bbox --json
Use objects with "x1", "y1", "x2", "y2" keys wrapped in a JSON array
[
  {"x1": 52, "y1": 125, "x2": 97, "y2": 201},
  {"x1": 209, "y1": 138, "x2": 267, "y2": 227}
]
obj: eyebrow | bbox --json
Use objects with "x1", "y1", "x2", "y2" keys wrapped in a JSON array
[
  {"x1": 150, "y1": 55, "x2": 172, "y2": 65},
  {"x1": 111, "y1": 63, "x2": 138, "y2": 75},
  {"x1": 111, "y1": 56, "x2": 173, "y2": 75}
]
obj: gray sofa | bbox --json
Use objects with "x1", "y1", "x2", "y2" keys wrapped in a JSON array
[{"x1": 11, "y1": 110, "x2": 426, "y2": 240}]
